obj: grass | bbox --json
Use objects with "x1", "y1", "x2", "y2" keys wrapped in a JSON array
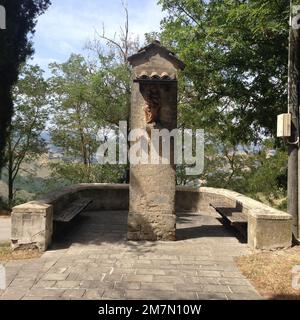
[
  {"x1": 236, "y1": 246, "x2": 300, "y2": 300},
  {"x1": 0, "y1": 242, "x2": 41, "y2": 262}
]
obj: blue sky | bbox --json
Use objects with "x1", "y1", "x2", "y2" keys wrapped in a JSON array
[{"x1": 30, "y1": 0, "x2": 165, "y2": 76}]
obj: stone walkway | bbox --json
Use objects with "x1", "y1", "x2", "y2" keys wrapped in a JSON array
[{"x1": 0, "y1": 210, "x2": 261, "y2": 300}]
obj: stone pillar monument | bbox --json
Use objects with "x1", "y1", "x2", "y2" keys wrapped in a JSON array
[{"x1": 127, "y1": 41, "x2": 185, "y2": 241}]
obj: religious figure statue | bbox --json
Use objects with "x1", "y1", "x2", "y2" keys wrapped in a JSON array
[{"x1": 142, "y1": 85, "x2": 161, "y2": 125}]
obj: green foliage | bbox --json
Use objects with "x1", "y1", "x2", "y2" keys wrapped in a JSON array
[
  {"x1": 158, "y1": 0, "x2": 296, "y2": 143},
  {"x1": 158, "y1": 0, "x2": 295, "y2": 207},
  {"x1": 244, "y1": 151, "x2": 287, "y2": 199},
  {"x1": 9, "y1": 65, "x2": 48, "y2": 158},
  {"x1": 4, "y1": 64, "x2": 48, "y2": 208},
  {"x1": 203, "y1": 138, "x2": 288, "y2": 208},
  {"x1": 47, "y1": 52, "x2": 130, "y2": 185},
  {"x1": 47, "y1": 22, "x2": 140, "y2": 186},
  {"x1": 49, "y1": 162, "x2": 125, "y2": 185},
  {"x1": 90, "y1": 61, "x2": 131, "y2": 126},
  {"x1": 49, "y1": 54, "x2": 98, "y2": 165}
]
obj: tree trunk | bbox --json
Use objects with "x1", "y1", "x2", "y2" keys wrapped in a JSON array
[
  {"x1": 80, "y1": 131, "x2": 88, "y2": 166},
  {"x1": 0, "y1": 83, "x2": 13, "y2": 175},
  {"x1": 288, "y1": 8, "x2": 300, "y2": 242},
  {"x1": 7, "y1": 135, "x2": 14, "y2": 209}
]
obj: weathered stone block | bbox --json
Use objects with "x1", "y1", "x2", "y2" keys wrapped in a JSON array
[
  {"x1": 128, "y1": 212, "x2": 176, "y2": 241},
  {"x1": 248, "y1": 211, "x2": 292, "y2": 250},
  {"x1": 11, "y1": 202, "x2": 53, "y2": 251}
]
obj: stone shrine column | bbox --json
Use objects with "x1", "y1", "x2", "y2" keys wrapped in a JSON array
[{"x1": 127, "y1": 41, "x2": 185, "y2": 241}]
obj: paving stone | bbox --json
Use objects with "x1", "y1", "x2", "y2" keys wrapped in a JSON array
[
  {"x1": 66, "y1": 273, "x2": 81, "y2": 281},
  {"x1": 55, "y1": 281, "x2": 81, "y2": 289},
  {"x1": 0, "y1": 288, "x2": 27, "y2": 300},
  {"x1": 102, "y1": 289, "x2": 126, "y2": 300},
  {"x1": 111, "y1": 268, "x2": 136, "y2": 275},
  {"x1": 125, "y1": 290, "x2": 176, "y2": 300},
  {"x1": 229, "y1": 285, "x2": 259, "y2": 294},
  {"x1": 79, "y1": 273, "x2": 106, "y2": 281},
  {"x1": 152, "y1": 275, "x2": 185, "y2": 284},
  {"x1": 197, "y1": 270, "x2": 222, "y2": 277},
  {"x1": 115, "y1": 281, "x2": 141, "y2": 290},
  {"x1": 80, "y1": 280, "x2": 114, "y2": 290},
  {"x1": 176, "y1": 283, "x2": 206, "y2": 293},
  {"x1": 133, "y1": 259, "x2": 152, "y2": 265},
  {"x1": 26, "y1": 288, "x2": 65, "y2": 298},
  {"x1": 9, "y1": 279, "x2": 35, "y2": 289},
  {"x1": 226, "y1": 293, "x2": 262, "y2": 300},
  {"x1": 186, "y1": 277, "x2": 221, "y2": 285},
  {"x1": 15, "y1": 272, "x2": 40, "y2": 280},
  {"x1": 221, "y1": 271, "x2": 245, "y2": 278},
  {"x1": 196, "y1": 293, "x2": 228, "y2": 300},
  {"x1": 167, "y1": 269, "x2": 197, "y2": 276},
  {"x1": 22, "y1": 296, "x2": 45, "y2": 300},
  {"x1": 141, "y1": 282, "x2": 175, "y2": 291},
  {"x1": 62, "y1": 289, "x2": 86, "y2": 299},
  {"x1": 172, "y1": 291, "x2": 198, "y2": 300},
  {"x1": 123, "y1": 275, "x2": 153, "y2": 282},
  {"x1": 103, "y1": 274, "x2": 123, "y2": 282},
  {"x1": 199, "y1": 284, "x2": 231, "y2": 293},
  {"x1": 42, "y1": 273, "x2": 69, "y2": 281},
  {"x1": 34, "y1": 280, "x2": 56, "y2": 288},
  {"x1": 219, "y1": 278, "x2": 250, "y2": 286},
  {"x1": 136, "y1": 269, "x2": 166, "y2": 275},
  {"x1": 84, "y1": 289, "x2": 105, "y2": 300}
]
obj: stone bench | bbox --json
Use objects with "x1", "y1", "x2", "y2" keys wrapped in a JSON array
[
  {"x1": 11, "y1": 184, "x2": 129, "y2": 251},
  {"x1": 53, "y1": 198, "x2": 93, "y2": 222},
  {"x1": 11, "y1": 184, "x2": 292, "y2": 251},
  {"x1": 209, "y1": 203, "x2": 248, "y2": 238},
  {"x1": 176, "y1": 187, "x2": 292, "y2": 250}
]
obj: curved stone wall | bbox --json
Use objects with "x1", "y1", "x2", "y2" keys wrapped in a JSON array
[
  {"x1": 40, "y1": 183, "x2": 129, "y2": 212},
  {"x1": 11, "y1": 184, "x2": 292, "y2": 251}
]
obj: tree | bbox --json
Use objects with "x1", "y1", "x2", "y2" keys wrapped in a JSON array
[
  {"x1": 158, "y1": 0, "x2": 296, "y2": 143},
  {"x1": 49, "y1": 53, "x2": 128, "y2": 185},
  {"x1": 0, "y1": 0, "x2": 51, "y2": 173},
  {"x1": 155, "y1": 0, "x2": 299, "y2": 203},
  {"x1": 5, "y1": 64, "x2": 48, "y2": 208},
  {"x1": 49, "y1": 54, "x2": 98, "y2": 167},
  {"x1": 86, "y1": 3, "x2": 140, "y2": 127},
  {"x1": 48, "y1": 4, "x2": 141, "y2": 185},
  {"x1": 85, "y1": 3, "x2": 141, "y2": 182}
]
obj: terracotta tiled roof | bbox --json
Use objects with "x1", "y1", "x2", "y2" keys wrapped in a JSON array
[
  {"x1": 128, "y1": 40, "x2": 185, "y2": 70},
  {"x1": 135, "y1": 71, "x2": 177, "y2": 80}
]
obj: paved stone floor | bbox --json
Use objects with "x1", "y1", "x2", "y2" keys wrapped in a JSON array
[{"x1": 0, "y1": 210, "x2": 261, "y2": 300}]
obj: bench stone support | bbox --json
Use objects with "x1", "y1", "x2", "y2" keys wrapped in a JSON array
[
  {"x1": 11, "y1": 202, "x2": 53, "y2": 251},
  {"x1": 176, "y1": 187, "x2": 292, "y2": 250},
  {"x1": 248, "y1": 211, "x2": 292, "y2": 250}
]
